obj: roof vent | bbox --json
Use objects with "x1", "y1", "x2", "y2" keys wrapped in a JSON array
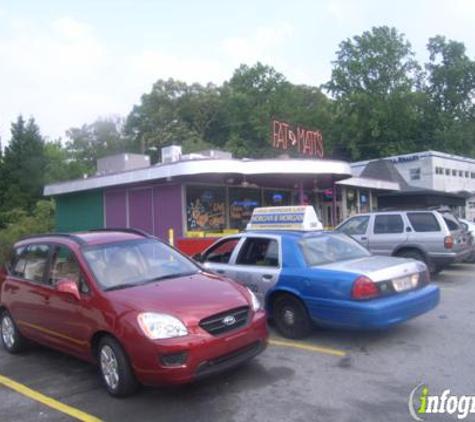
[{"x1": 161, "y1": 146, "x2": 182, "y2": 164}]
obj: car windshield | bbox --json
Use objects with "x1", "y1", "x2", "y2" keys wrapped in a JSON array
[
  {"x1": 299, "y1": 233, "x2": 371, "y2": 266},
  {"x1": 82, "y1": 239, "x2": 199, "y2": 291}
]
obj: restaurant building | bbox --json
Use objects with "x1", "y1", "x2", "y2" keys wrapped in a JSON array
[{"x1": 44, "y1": 147, "x2": 401, "y2": 248}]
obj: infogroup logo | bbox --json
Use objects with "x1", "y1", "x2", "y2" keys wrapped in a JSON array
[{"x1": 409, "y1": 384, "x2": 475, "y2": 420}]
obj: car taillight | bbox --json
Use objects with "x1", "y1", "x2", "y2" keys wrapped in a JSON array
[
  {"x1": 351, "y1": 276, "x2": 380, "y2": 300},
  {"x1": 444, "y1": 235, "x2": 454, "y2": 249}
]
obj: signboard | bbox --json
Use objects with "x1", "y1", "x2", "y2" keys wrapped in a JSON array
[
  {"x1": 272, "y1": 120, "x2": 324, "y2": 158},
  {"x1": 246, "y1": 206, "x2": 323, "y2": 231}
]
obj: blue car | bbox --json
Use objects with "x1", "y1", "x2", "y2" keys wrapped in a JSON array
[{"x1": 195, "y1": 207, "x2": 440, "y2": 339}]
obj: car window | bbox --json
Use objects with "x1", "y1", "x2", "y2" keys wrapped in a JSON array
[
  {"x1": 443, "y1": 216, "x2": 461, "y2": 231},
  {"x1": 236, "y1": 238, "x2": 279, "y2": 267},
  {"x1": 337, "y1": 216, "x2": 370, "y2": 235},
  {"x1": 10, "y1": 246, "x2": 28, "y2": 277},
  {"x1": 50, "y1": 246, "x2": 89, "y2": 293},
  {"x1": 22, "y1": 244, "x2": 50, "y2": 283},
  {"x1": 374, "y1": 215, "x2": 404, "y2": 234},
  {"x1": 202, "y1": 238, "x2": 240, "y2": 264},
  {"x1": 300, "y1": 233, "x2": 371, "y2": 266},
  {"x1": 407, "y1": 212, "x2": 441, "y2": 232}
]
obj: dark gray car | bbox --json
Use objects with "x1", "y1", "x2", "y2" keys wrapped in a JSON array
[{"x1": 335, "y1": 210, "x2": 473, "y2": 273}]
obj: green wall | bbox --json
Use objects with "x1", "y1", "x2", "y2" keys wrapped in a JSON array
[{"x1": 55, "y1": 190, "x2": 104, "y2": 232}]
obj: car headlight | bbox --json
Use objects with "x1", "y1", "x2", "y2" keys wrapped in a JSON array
[
  {"x1": 137, "y1": 313, "x2": 188, "y2": 340},
  {"x1": 247, "y1": 288, "x2": 261, "y2": 312}
]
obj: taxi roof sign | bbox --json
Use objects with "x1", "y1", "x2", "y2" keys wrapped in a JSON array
[{"x1": 246, "y1": 206, "x2": 323, "y2": 231}]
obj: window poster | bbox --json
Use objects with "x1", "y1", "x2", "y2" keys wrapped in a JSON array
[{"x1": 186, "y1": 186, "x2": 225, "y2": 232}]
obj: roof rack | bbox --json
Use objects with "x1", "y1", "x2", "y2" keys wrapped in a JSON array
[
  {"x1": 19, "y1": 232, "x2": 88, "y2": 246},
  {"x1": 87, "y1": 227, "x2": 153, "y2": 238}
]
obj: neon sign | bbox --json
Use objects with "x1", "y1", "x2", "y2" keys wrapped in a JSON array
[{"x1": 272, "y1": 120, "x2": 324, "y2": 158}]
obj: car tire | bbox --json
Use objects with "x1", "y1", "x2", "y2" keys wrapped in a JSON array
[
  {"x1": 1, "y1": 310, "x2": 27, "y2": 354},
  {"x1": 396, "y1": 250, "x2": 441, "y2": 274},
  {"x1": 273, "y1": 294, "x2": 313, "y2": 339},
  {"x1": 98, "y1": 336, "x2": 139, "y2": 397}
]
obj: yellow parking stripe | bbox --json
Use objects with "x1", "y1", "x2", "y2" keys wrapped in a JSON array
[
  {"x1": 0, "y1": 374, "x2": 102, "y2": 422},
  {"x1": 269, "y1": 339, "x2": 347, "y2": 357}
]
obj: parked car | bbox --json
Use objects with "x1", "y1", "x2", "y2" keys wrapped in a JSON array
[
  {"x1": 335, "y1": 210, "x2": 473, "y2": 273},
  {"x1": 195, "y1": 227, "x2": 440, "y2": 339},
  {"x1": 0, "y1": 229, "x2": 268, "y2": 397},
  {"x1": 459, "y1": 218, "x2": 475, "y2": 262}
]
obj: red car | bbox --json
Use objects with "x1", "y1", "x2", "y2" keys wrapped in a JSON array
[{"x1": 0, "y1": 229, "x2": 268, "y2": 396}]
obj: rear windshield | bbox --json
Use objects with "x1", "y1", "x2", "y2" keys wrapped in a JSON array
[
  {"x1": 299, "y1": 233, "x2": 371, "y2": 267},
  {"x1": 407, "y1": 212, "x2": 441, "y2": 232}
]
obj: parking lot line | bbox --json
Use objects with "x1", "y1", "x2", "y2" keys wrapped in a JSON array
[
  {"x1": 0, "y1": 374, "x2": 102, "y2": 422},
  {"x1": 269, "y1": 339, "x2": 347, "y2": 357}
]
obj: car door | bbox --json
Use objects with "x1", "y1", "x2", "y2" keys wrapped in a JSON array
[
  {"x1": 3, "y1": 243, "x2": 53, "y2": 343},
  {"x1": 201, "y1": 237, "x2": 244, "y2": 277},
  {"x1": 369, "y1": 214, "x2": 407, "y2": 255},
  {"x1": 336, "y1": 215, "x2": 370, "y2": 248},
  {"x1": 40, "y1": 244, "x2": 96, "y2": 358},
  {"x1": 231, "y1": 236, "x2": 281, "y2": 304}
]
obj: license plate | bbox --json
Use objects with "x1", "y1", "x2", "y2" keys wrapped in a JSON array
[{"x1": 392, "y1": 276, "x2": 413, "y2": 292}]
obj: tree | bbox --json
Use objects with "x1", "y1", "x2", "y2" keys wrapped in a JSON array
[
  {"x1": 1, "y1": 116, "x2": 46, "y2": 214},
  {"x1": 44, "y1": 141, "x2": 90, "y2": 184},
  {"x1": 424, "y1": 36, "x2": 475, "y2": 155},
  {"x1": 221, "y1": 63, "x2": 292, "y2": 157},
  {"x1": 125, "y1": 79, "x2": 225, "y2": 161},
  {"x1": 325, "y1": 26, "x2": 424, "y2": 160},
  {"x1": 66, "y1": 117, "x2": 131, "y2": 173}
]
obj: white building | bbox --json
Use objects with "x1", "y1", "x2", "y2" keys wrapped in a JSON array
[{"x1": 351, "y1": 151, "x2": 475, "y2": 220}]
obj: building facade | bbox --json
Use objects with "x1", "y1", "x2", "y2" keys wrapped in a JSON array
[{"x1": 352, "y1": 151, "x2": 475, "y2": 219}]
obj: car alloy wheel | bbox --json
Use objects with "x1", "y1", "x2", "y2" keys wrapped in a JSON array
[
  {"x1": 100, "y1": 345, "x2": 120, "y2": 391},
  {"x1": 97, "y1": 336, "x2": 138, "y2": 397},
  {"x1": 0, "y1": 311, "x2": 26, "y2": 354},
  {"x1": 1, "y1": 315, "x2": 15, "y2": 349}
]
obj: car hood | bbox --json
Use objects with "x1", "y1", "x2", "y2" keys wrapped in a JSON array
[
  {"x1": 105, "y1": 272, "x2": 250, "y2": 326},
  {"x1": 315, "y1": 256, "x2": 425, "y2": 282}
]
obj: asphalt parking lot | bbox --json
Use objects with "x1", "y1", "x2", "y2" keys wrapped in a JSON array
[{"x1": 1, "y1": 263, "x2": 474, "y2": 422}]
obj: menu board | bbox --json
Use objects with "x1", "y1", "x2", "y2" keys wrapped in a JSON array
[{"x1": 186, "y1": 186, "x2": 225, "y2": 232}]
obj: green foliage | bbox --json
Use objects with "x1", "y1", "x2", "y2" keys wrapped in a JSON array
[
  {"x1": 1, "y1": 116, "x2": 45, "y2": 214},
  {"x1": 0, "y1": 200, "x2": 55, "y2": 267},
  {"x1": 66, "y1": 117, "x2": 131, "y2": 174},
  {"x1": 326, "y1": 27, "x2": 428, "y2": 160}
]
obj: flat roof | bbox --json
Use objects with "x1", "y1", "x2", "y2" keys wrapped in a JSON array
[
  {"x1": 44, "y1": 157, "x2": 352, "y2": 196},
  {"x1": 351, "y1": 150, "x2": 475, "y2": 168}
]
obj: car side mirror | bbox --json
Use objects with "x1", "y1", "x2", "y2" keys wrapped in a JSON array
[
  {"x1": 192, "y1": 253, "x2": 203, "y2": 262},
  {"x1": 56, "y1": 279, "x2": 81, "y2": 301}
]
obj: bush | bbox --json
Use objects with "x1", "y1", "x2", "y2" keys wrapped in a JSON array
[{"x1": 0, "y1": 200, "x2": 55, "y2": 267}]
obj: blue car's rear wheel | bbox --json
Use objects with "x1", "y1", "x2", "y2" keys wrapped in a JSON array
[{"x1": 273, "y1": 294, "x2": 313, "y2": 339}]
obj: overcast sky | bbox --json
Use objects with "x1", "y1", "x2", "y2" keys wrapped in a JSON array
[{"x1": 1, "y1": 0, "x2": 475, "y2": 144}]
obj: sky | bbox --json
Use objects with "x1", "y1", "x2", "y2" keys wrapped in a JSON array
[{"x1": 1, "y1": 0, "x2": 475, "y2": 144}]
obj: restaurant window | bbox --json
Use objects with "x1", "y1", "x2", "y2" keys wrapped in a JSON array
[
  {"x1": 410, "y1": 168, "x2": 421, "y2": 180},
  {"x1": 359, "y1": 189, "x2": 370, "y2": 213},
  {"x1": 459, "y1": 170, "x2": 463, "y2": 177},
  {"x1": 452, "y1": 169, "x2": 457, "y2": 176},
  {"x1": 445, "y1": 169, "x2": 450, "y2": 176},
  {"x1": 465, "y1": 171, "x2": 470, "y2": 178},
  {"x1": 229, "y1": 187, "x2": 261, "y2": 230},
  {"x1": 186, "y1": 185, "x2": 225, "y2": 233},
  {"x1": 263, "y1": 190, "x2": 291, "y2": 207}
]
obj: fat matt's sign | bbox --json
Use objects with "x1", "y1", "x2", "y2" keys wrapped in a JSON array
[{"x1": 272, "y1": 120, "x2": 324, "y2": 158}]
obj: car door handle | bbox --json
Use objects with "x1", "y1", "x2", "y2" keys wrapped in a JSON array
[
  {"x1": 361, "y1": 237, "x2": 367, "y2": 240},
  {"x1": 216, "y1": 270, "x2": 225, "y2": 274},
  {"x1": 262, "y1": 274, "x2": 273, "y2": 281}
]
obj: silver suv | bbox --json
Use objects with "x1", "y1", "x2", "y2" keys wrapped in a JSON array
[{"x1": 335, "y1": 210, "x2": 473, "y2": 273}]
